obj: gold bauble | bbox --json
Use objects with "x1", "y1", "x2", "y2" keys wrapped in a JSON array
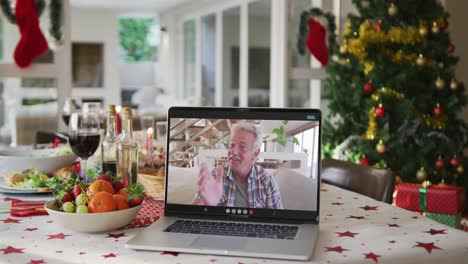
[
  {"x1": 339, "y1": 45, "x2": 347, "y2": 54},
  {"x1": 376, "y1": 140, "x2": 386, "y2": 154},
  {"x1": 388, "y1": 3, "x2": 398, "y2": 16},
  {"x1": 418, "y1": 26, "x2": 428, "y2": 37},
  {"x1": 416, "y1": 167, "x2": 428, "y2": 181},
  {"x1": 450, "y1": 79, "x2": 458, "y2": 91},
  {"x1": 431, "y1": 22, "x2": 440, "y2": 34},
  {"x1": 457, "y1": 165, "x2": 464, "y2": 174},
  {"x1": 435, "y1": 77, "x2": 445, "y2": 90},
  {"x1": 422, "y1": 180, "x2": 432, "y2": 188},
  {"x1": 416, "y1": 54, "x2": 425, "y2": 66}
]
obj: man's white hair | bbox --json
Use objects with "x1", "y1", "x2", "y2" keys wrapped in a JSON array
[{"x1": 231, "y1": 122, "x2": 262, "y2": 152}]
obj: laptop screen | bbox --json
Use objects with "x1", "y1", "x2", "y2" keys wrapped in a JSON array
[{"x1": 164, "y1": 107, "x2": 321, "y2": 221}]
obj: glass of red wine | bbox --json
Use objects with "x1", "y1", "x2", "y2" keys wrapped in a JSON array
[{"x1": 68, "y1": 112, "x2": 100, "y2": 183}]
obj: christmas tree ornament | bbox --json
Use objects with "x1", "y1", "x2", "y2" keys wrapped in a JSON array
[
  {"x1": 435, "y1": 156, "x2": 444, "y2": 170},
  {"x1": 376, "y1": 140, "x2": 386, "y2": 154},
  {"x1": 447, "y1": 43, "x2": 455, "y2": 53},
  {"x1": 439, "y1": 178, "x2": 446, "y2": 186},
  {"x1": 416, "y1": 167, "x2": 428, "y2": 181},
  {"x1": 435, "y1": 77, "x2": 445, "y2": 90},
  {"x1": 359, "y1": 155, "x2": 370, "y2": 166},
  {"x1": 12, "y1": 0, "x2": 49, "y2": 68},
  {"x1": 306, "y1": 18, "x2": 329, "y2": 66},
  {"x1": 431, "y1": 22, "x2": 440, "y2": 34},
  {"x1": 433, "y1": 103, "x2": 442, "y2": 116},
  {"x1": 339, "y1": 45, "x2": 347, "y2": 54},
  {"x1": 416, "y1": 54, "x2": 425, "y2": 66},
  {"x1": 364, "y1": 108, "x2": 378, "y2": 140},
  {"x1": 456, "y1": 165, "x2": 464, "y2": 174},
  {"x1": 388, "y1": 3, "x2": 398, "y2": 16},
  {"x1": 375, "y1": 103, "x2": 385, "y2": 117},
  {"x1": 438, "y1": 62, "x2": 444, "y2": 69},
  {"x1": 418, "y1": 25, "x2": 428, "y2": 37},
  {"x1": 373, "y1": 21, "x2": 382, "y2": 31},
  {"x1": 363, "y1": 82, "x2": 373, "y2": 93},
  {"x1": 439, "y1": 19, "x2": 448, "y2": 30},
  {"x1": 422, "y1": 180, "x2": 432, "y2": 188},
  {"x1": 450, "y1": 79, "x2": 458, "y2": 91},
  {"x1": 450, "y1": 155, "x2": 459, "y2": 167}
]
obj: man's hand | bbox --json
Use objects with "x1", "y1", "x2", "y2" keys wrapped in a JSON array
[{"x1": 196, "y1": 163, "x2": 224, "y2": 206}]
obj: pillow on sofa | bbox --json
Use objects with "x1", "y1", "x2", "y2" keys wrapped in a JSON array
[{"x1": 274, "y1": 168, "x2": 318, "y2": 211}]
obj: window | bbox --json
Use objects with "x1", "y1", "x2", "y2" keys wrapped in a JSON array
[{"x1": 119, "y1": 18, "x2": 158, "y2": 62}]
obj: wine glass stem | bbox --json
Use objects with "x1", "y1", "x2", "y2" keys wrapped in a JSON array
[{"x1": 81, "y1": 158, "x2": 88, "y2": 183}]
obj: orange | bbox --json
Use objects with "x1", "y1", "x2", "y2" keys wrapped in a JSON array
[
  {"x1": 113, "y1": 194, "x2": 130, "y2": 210},
  {"x1": 88, "y1": 192, "x2": 117, "y2": 213},
  {"x1": 88, "y1": 180, "x2": 115, "y2": 196}
]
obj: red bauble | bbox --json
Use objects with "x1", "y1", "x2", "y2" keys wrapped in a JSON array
[
  {"x1": 359, "y1": 156, "x2": 370, "y2": 166},
  {"x1": 448, "y1": 43, "x2": 455, "y2": 53},
  {"x1": 373, "y1": 22, "x2": 382, "y2": 31},
  {"x1": 375, "y1": 104, "x2": 385, "y2": 117},
  {"x1": 435, "y1": 158, "x2": 444, "y2": 170},
  {"x1": 439, "y1": 19, "x2": 448, "y2": 30},
  {"x1": 450, "y1": 156, "x2": 459, "y2": 167},
  {"x1": 433, "y1": 105, "x2": 442, "y2": 116},
  {"x1": 363, "y1": 82, "x2": 373, "y2": 93}
]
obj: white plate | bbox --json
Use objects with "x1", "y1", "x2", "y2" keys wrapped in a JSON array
[{"x1": 0, "y1": 178, "x2": 52, "y2": 193}]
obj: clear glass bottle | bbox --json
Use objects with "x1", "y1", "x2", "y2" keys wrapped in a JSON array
[
  {"x1": 116, "y1": 107, "x2": 139, "y2": 187},
  {"x1": 101, "y1": 104, "x2": 117, "y2": 176}
]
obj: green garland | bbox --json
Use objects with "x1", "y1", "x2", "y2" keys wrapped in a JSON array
[
  {"x1": 297, "y1": 7, "x2": 338, "y2": 57},
  {"x1": 0, "y1": 0, "x2": 62, "y2": 43}
]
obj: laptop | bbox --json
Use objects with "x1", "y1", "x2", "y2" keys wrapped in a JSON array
[{"x1": 126, "y1": 107, "x2": 321, "y2": 260}]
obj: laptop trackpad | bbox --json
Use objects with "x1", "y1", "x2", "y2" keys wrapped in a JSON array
[{"x1": 191, "y1": 237, "x2": 245, "y2": 250}]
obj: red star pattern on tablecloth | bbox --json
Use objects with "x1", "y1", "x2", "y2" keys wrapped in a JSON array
[
  {"x1": 103, "y1": 253, "x2": 117, "y2": 258},
  {"x1": 106, "y1": 233, "x2": 126, "y2": 238},
  {"x1": 321, "y1": 189, "x2": 328, "y2": 192},
  {"x1": 0, "y1": 246, "x2": 24, "y2": 254},
  {"x1": 25, "y1": 227, "x2": 38, "y2": 232},
  {"x1": 2, "y1": 197, "x2": 18, "y2": 201},
  {"x1": 79, "y1": 252, "x2": 86, "y2": 255},
  {"x1": 424, "y1": 229, "x2": 447, "y2": 235},
  {"x1": 364, "y1": 252, "x2": 381, "y2": 263},
  {"x1": 413, "y1": 242, "x2": 442, "y2": 253},
  {"x1": 47, "y1": 233, "x2": 70, "y2": 240},
  {"x1": 209, "y1": 259, "x2": 217, "y2": 262},
  {"x1": 347, "y1": 215, "x2": 366, "y2": 220},
  {"x1": 332, "y1": 202, "x2": 343, "y2": 205},
  {"x1": 1, "y1": 218, "x2": 20, "y2": 223},
  {"x1": 56, "y1": 250, "x2": 63, "y2": 253},
  {"x1": 336, "y1": 231, "x2": 359, "y2": 238},
  {"x1": 27, "y1": 260, "x2": 45, "y2": 264},
  {"x1": 412, "y1": 216, "x2": 419, "y2": 219},
  {"x1": 324, "y1": 246, "x2": 349, "y2": 253},
  {"x1": 161, "y1": 251, "x2": 180, "y2": 256},
  {"x1": 388, "y1": 224, "x2": 400, "y2": 228},
  {"x1": 360, "y1": 205, "x2": 378, "y2": 211},
  {"x1": 389, "y1": 240, "x2": 396, "y2": 243}
]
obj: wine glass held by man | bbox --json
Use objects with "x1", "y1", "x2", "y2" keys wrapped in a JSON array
[{"x1": 68, "y1": 112, "x2": 100, "y2": 183}]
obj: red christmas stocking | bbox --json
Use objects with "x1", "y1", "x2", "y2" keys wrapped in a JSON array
[
  {"x1": 13, "y1": 0, "x2": 48, "y2": 68},
  {"x1": 306, "y1": 18, "x2": 329, "y2": 67}
]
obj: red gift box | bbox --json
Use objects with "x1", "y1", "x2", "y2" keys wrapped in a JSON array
[{"x1": 393, "y1": 183, "x2": 465, "y2": 215}]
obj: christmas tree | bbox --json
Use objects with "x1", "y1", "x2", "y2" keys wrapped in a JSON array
[{"x1": 322, "y1": 0, "x2": 467, "y2": 187}]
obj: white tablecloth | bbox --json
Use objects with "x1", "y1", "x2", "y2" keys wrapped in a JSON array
[{"x1": 1, "y1": 183, "x2": 467, "y2": 264}]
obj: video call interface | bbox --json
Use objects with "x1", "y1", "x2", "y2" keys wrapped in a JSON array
[{"x1": 166, "y1": 118, "x2": 320, "y2": 212}]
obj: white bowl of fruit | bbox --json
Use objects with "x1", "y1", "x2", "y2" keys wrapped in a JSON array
[{"x1": 44, "y1": 173, "x2": 145, "y2": 233}]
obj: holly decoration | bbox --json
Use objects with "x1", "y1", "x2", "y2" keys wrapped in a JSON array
[
  {"x1": 359, "y1": 155, "x2": 370, "y2": 166},
  {"x1": 376, "y1": 140, "x2": 386, "y2": 154},
  {"x1": 416, "y1": 167, "x2": 428, "y2": 182},
  {"x1": 375, "y1": 104, "x2": 385, "y2": 117},
  {"x1": 450, "y1": 155, "x2": 459, "y2": 167},
  {"x1": 433, "y1": 103, "x2": 442, "y2": 116},
  {"x1": 435, "y1": 156, "x2": 444, "y2": 170},
  {"x1": 363, "y1": 82, "x2": 373, "y2": 93}
]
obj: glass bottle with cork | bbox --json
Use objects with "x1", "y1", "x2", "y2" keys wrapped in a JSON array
[
  {"x1": 101, "y1": 104, "x2": 117, "y2": 175},
  {"x1": 116, "y1": 107, "x2": 139, "y2": 187}
]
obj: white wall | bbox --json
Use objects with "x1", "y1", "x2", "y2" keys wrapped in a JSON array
[
  {"x1": 120, "y1": 62, "x2": 158, "y2": 88},
  {"x1": 70, "y1": 8, "x2": 120, "y2": 106}
]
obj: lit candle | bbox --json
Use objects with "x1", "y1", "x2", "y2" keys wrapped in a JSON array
[
  {"x1": 146, "y1": 127, "x2": 154, "y2": 159},
  {"x1": 115, "y1": 105, "x2": 121, "y2": 135}
]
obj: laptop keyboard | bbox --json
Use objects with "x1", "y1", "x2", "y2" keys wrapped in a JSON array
[{"x1": 164, "y1": 220, "x2": 298, "y2": 240}]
